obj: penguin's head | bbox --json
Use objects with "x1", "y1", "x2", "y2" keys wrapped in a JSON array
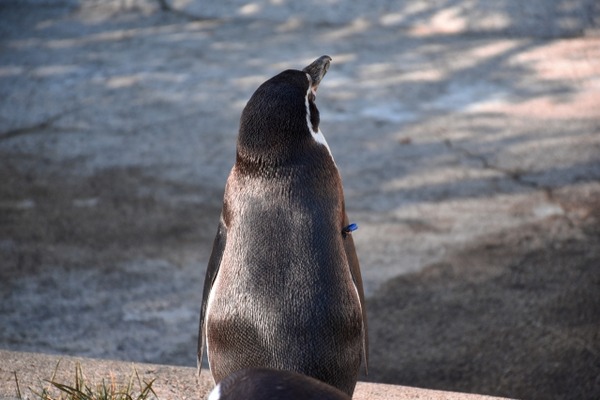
[
  {"x1": 236, "y1": 55, "x2": 332, "y2": 168},
  {"x1": 208, "y1": 368, "x2": 351, "y2": 400}
]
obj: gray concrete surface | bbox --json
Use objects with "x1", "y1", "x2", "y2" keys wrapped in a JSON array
[
  {"x1": 1, "y1": 1, "x2": 599, "y2": 399},
  {"x1": 0, "y1": 350, "x2": 513, "y2": 400}
]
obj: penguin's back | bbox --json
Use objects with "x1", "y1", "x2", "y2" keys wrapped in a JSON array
[{"x1": 206, "y1": 160, "x2": 362, "y2": 393}]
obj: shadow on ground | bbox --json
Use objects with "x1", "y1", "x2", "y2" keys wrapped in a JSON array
[{"x1": 366, "y1": 196, "x2": 600, "y2": 399}]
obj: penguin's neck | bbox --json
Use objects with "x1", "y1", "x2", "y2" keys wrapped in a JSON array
[
  {"x1": 235, "y1": 138, "x2": 333, "y2": 180},
  {"x1": 234, "y1": 145, "x2": 299, "y2": 177}
]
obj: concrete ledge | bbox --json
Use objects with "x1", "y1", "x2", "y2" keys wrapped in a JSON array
[{"x1": 0, "y1": 350, "x2": 511, "y2": 400}]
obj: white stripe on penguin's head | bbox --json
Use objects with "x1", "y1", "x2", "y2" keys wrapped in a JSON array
[{"x1": 305, "y1": 73, "x2": 334, "y2": 160}]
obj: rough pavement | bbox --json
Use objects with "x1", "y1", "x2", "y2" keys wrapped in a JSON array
[
  {"x1": 0, "y1": 350, "x2": 511, "y2": 400},
  {"x1": 1, "y1": 1, "x2": 599, "y2": 399}
]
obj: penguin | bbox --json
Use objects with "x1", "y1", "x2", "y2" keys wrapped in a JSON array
[
  {"x1": 207, "y1": 368, "x2": 351, "y2": 400},
  {"x1": 198, "y1": 55, "x2": 368, "y2": 396}
]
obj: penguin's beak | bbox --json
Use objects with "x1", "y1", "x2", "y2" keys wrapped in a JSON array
[{"x1": 303, "y1": 55, "x2": 332, "y2": 91}]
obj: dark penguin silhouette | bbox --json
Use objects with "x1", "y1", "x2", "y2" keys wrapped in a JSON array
[
  {"x1": 207, "y1": 368, "x2": 351, "y2": 400},
  {"x1": 198, "y1": 55, "x2": 368, "y2": 396}
]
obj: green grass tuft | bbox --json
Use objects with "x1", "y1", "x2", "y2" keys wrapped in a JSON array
[{"x1": 15, "y1": 360, "x2": 158, "y2": 400}]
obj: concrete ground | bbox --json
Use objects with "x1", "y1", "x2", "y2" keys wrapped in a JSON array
[
  {"x1": 0, "y1": 350, "x2": 511, "y2": 400},
  {"x1": 1, "y1": 1, "x2": 599, "y2": 399}
]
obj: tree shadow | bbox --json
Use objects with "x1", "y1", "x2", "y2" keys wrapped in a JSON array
[{"x1": 365, "y1": 202, "x2": 600, "y2": 399}]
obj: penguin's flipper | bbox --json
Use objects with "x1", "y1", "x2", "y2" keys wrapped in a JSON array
[
  {"x1": 342, "y1": 213, "x2": 369, "y2": 374},
  {"x1": 198, "y1": 213, "x2": 227, "y2": 374}
]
